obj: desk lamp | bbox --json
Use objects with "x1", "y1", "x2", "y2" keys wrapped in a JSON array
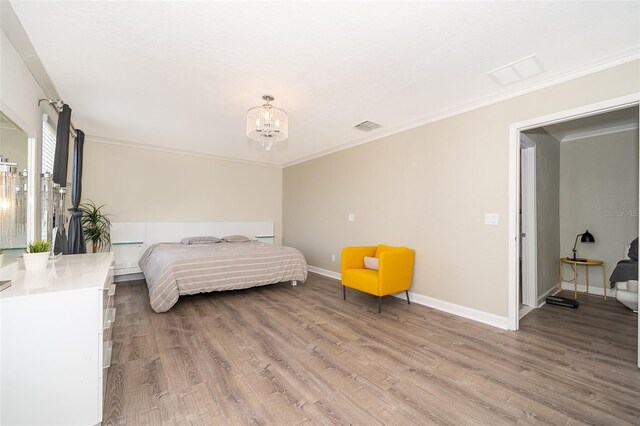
[{"x1": 570, "y1": 230, "x2": 595, "y2": 262}]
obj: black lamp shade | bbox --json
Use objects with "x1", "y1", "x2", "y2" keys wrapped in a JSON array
[{"x1": 581, "y1": 230, "x2": 595, "y2": 243}]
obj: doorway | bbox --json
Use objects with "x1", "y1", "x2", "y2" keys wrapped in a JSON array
[
  {"x1": 507, "y1": 93, "x2": 640, "y2": 367},
  {"x1": 508, "y1": 93, "x2": 640, "y2": 332}
]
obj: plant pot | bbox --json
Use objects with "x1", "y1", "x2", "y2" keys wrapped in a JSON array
[{"x1": 23, "y1": 252, "x2": 50, "y2": 270}]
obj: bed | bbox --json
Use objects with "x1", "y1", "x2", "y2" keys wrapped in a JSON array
[
  {"x1": 139, "y1": 238, "x2": 307, "y2": 312},
  {"x1": 609, "y1": 238, "x2": 638, "y2": 312}
]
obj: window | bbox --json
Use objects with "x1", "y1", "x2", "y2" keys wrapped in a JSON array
[
  {"x1": 41, "y1": 114, "x2": 56, "y2": 240},
  {"x1": 42, "y1": 114, "x2": 56, "y2": 174}
]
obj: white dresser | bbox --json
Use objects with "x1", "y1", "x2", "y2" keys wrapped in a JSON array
[{"x1": 0, "y1": 253, "x2": 115, "y2": 426}]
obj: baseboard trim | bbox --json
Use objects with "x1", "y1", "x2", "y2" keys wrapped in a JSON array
[
  {"x1": 537, "y1": 284, "x2": 561, "y2": 308},
  {"x1": 560, "y1": 281, "x2": 615, "y2": 297},
  {"x1": 392, "y1": 291, "x2": 509, "y2": 330},
  {"x1": 307, "y1": 265, "x2": 341, "y2": 280},
  {"x1": 308, "y1": 265, "x2": 508, "y2": 329}
]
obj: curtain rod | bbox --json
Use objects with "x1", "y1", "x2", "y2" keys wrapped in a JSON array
[{"x1": 38, "y1": 98, "x2": 78, "y2": 138}]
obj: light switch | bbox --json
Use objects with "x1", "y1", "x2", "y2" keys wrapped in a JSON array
[
  {"x1": 348, "y1": 214, "x2": 355, "y2": 222},
  {"x1": 484, "y1": 213, "x2": 499, "y2": 226}
]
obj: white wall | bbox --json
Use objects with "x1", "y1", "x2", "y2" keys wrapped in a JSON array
[
  {"x1": 0, "y1": 31, "x2": 44, "y2": 141},
  {"x1": 0, "y1": 121, "x2": 28, "y2": 171},
  {"x1": 0, "y1": 30, "x2": 47, "y2": 259},
  {"x1": 559, "y1": 129, "x2": 639, "y2": 287},
  {"x1": 283, "y1": 60, "x2": 639, "y2": 318},
  {"x1": 82, "y1": 141, "x2": 284, "y2": 244}
]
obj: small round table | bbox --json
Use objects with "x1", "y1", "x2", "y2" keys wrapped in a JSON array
[{"x1": 559, "y1": 258, "x2": 606, "y2": 300}]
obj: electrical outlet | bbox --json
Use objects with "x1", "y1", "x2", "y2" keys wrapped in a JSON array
[
  {"x1": 484, "y1": 213, "x2": 499, "y2": 226},
  {"x1": 348, "y1": 214, "x2": 355, "y2": 222},
  {"x1": 331, "y1": 254, "x2": 336, "y2": 262}
]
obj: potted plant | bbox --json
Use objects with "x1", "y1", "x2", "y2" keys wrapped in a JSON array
[
  {"x1": 80, "y1": 201, "x2": 112, "y2": 253},
  {"x1": 23, "y1": 240, "x2": 51, "y2": 270}
]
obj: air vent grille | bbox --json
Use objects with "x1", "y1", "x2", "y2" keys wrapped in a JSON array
[
  {"x1": 354, "y1": 120, "x2": 382, "y2": 131},
  {"x1": 487, "y1": 54, "x2": 543, "y2": 86}
]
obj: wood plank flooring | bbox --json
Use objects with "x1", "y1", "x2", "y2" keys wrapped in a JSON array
[{"x1": 103, "y1": 274, "x2": 640, "y2": 425}]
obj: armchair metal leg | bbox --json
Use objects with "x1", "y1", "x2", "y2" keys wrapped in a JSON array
[
  {"x1": 378, "y1": 296, "x2": 382, "y2": 313},
  {"x1": 405, "y1": 290, "x2": 411, "y2": 305},
  {"x1": 343, "y1": 285, "x2": 346, "y2": 300}
]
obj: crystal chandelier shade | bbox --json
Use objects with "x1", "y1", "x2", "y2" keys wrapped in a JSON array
[
  {"x1": 0, "y1": 158, "x2": 18, "y2": 246},
  {"x1": 246, "y1": 95, "x2": 288, "y2": 151}
]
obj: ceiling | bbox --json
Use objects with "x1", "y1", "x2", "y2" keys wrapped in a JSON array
[
  {"x1": 9, "y1": 1, "x2": 640, "y2": 166},
  {"x1": 543, "y1": 106, "x2": 639, "y2": 142}
]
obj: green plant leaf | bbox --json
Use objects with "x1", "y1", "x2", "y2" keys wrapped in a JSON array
[
  {"x1": 27, "y1": 240, "x2": 51, "y2": 253},
  {"x1": 79, "y1": 200, "x2": 112, "y2": 252}
]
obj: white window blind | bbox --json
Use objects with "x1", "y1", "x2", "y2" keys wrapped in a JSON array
[
  {"x1": 42, "y1": 116, "x2": 56, "y2": 174},
  {"x1": 41, "y1": 115, "x2": 56, "y2": 240}
]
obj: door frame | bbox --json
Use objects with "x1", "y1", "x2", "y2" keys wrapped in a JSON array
[
  {"x1": 508, "y1": 92, "x2": 640, "y2": 331},
  {"x1": 519, "y1": 137, "x2": 537, "y2": 310}
]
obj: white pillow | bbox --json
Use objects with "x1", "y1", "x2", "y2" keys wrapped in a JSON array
[
  {"x1": 364, "y1": 256, "x2": 379, "y2": 270},
  {"x1": 222, "y1": 234, "x2": 251, "y2": 242},
  {"x1": 180, "y1": 236, "x2": 222, "y2": 245}
]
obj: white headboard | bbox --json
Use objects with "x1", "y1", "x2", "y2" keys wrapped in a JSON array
[{"x1": 110, "y1": 221, "x2": 274, "y2": 277}]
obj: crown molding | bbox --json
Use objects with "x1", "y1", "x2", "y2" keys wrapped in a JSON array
[
  {"x1": 85, "y1": 134, "x2": 283, "y2": 169},
  {"x1": 282, "y1": 46, "x2": 640, "y2": 168},
  {"x1": 560, "y1": 122, "x2": 639, "y2": 143}
]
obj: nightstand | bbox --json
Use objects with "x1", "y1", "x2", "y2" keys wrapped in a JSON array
[{"x1": 559, "y1": 257, "x2": 606, "y2": 300}]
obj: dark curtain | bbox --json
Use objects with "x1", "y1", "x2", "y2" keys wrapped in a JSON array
[
  {"x1": 52, "y1": 104, "x2": 72, "y2": 186},
  {"x1": 52, "y1": 103, "x2": 71, "y2": 255},
  {"x1": 68, "y1": 130, "x2": 86, "y2": 254}
]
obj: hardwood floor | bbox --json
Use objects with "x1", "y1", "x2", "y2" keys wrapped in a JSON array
[{"x1": 103, "y1": 274, "x2": 640, "y2": 425}]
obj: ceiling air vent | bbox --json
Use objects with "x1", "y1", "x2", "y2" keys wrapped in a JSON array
[
  {"x1": 487, "y1": 54, "x2": 543, "y2": 86},
  {"x1": 354, "y1": 120, "x2": 382, "y2": 132}
]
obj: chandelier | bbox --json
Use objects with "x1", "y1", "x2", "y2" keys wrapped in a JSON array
[
  {"x1": 246, "y1": 95, "x2": 288, "y2": 151},
  {"x1": 0, "y1": 157, "x2": 18, "y2": 246}
]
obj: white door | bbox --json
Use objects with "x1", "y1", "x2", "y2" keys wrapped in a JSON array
[{"x1": 520, "y1": 144, "x2": 537, "y2": 311}]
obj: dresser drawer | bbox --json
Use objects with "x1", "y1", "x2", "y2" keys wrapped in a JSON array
[
  {"x1": 104, "y1": 307, "x2": 116, "y2": 342},
  {"x1": 103, "y1": 283, "x2": 116, "y2": 310},
  {"x1": 104, "y1": 266, "x2": 115, "y2": 290}
]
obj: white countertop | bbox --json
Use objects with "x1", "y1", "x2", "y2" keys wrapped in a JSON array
[{"x1": 0, "y1": 252, "x2": 114, "y2": 300}]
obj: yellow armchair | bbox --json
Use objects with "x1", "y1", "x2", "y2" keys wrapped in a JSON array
[{"x1": 341, "y1": 245, "x2": 415, "y2": 313}]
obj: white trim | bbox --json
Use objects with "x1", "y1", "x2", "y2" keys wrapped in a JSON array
[
  {"x1": 560, "y1": 122, "x2": 639, "y2": 143},
  {"x1": 392, "y1": 291, "x2": 508, "y2": 330},
  {"x1": 283, "y1": 48, "x2": 639, "y2": 168},
  {"x1": 307, "y1": 265, "x2": 341, "y2": 281},
  {"x1": 307, "y1": 265, "x2": 508, "y2": 329},
  {"x1": 560, "y1": 281, "x2": 615, "y2": 298},
  {"x1": 537, "y1": 284, "x2": 561, "y2": 308},
  {"x1": 26, "y1": 137, "x2": 37, "y2": 244},
  {"x1": 85, "y1": 135, "x2": 284, "y2": 169},
  {"x1": 520, "y1": 146, "x2": 537, "y2": 308},
  {"x1": 508, "y1": 92, "x2": 640, "y2": 331},
  {"x1": 519, "y1": 133, "x2": 537, "y2": 148}
]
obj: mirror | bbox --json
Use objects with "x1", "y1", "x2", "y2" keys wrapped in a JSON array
[{"x1": 0, "y1": 111, "x2": 30, "y2": 257}]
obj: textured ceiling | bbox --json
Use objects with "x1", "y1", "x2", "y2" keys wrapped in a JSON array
[{"x1": 9, "y1": 1, "x2": 640, "y2": 166}]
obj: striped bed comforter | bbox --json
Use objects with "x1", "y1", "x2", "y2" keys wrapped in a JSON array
[{"x1": 139, "y1": 241, "x2": 308, "y2": 312}]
